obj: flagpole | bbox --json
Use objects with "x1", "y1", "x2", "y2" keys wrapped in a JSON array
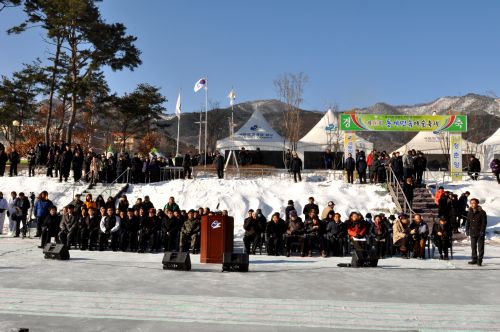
[
  {"x1": 198, "y1": 111, "x2": 202, "y2": 154},
  {"x1": 176, "y1": 114, "x2": 180, "y2": 157},
  {"x1": 204, "y1": 76, "x2": 208, "y2": 167}
]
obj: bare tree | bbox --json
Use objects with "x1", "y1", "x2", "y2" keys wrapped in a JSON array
[{"x1": 273, "y1": 72, "x2": 308, "y2": 151}]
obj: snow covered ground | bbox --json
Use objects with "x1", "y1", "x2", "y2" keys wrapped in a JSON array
[
  {"x1": 126, "y1": 178, "x2": 396, "y2": 238},
  {"x1": 0, "y1": 236, "x2": 499, "y2": 331},
  {"x1": 0, "y1": 175, "x2": 86, "y2": 211},
  {"x1": 1, "y1": 174, "x2": 499, "y2": 241},
  {"x1": 427, "y1": 177, "x2": 500, "y2": 242}
]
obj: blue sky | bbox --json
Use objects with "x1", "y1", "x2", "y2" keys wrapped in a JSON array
[{"x1": 1, "y1": 0, "x2": 500, "y2": 115}]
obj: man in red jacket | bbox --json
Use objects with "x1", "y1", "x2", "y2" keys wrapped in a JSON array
[{"x1": 347, "y1": 212, "x2": 368, "y2": 251}]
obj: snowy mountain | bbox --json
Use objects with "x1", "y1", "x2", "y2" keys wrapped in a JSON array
[{"x1": 161, "y1": 94, "x2": 500, "y2": 153}]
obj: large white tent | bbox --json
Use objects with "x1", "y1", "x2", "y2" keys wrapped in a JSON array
[
  {"x1": 393, "y1": 131, "x2": 478, "y2": 155},
  {"x1": 480, "y1": 128, "x2": 500, "y2": 171},
  {"x1": 216, "y1": 109, "x2": 285, "y2": 152},
  {"x1": 297, "y1": 109, "x2": 374, "y2": 155}
]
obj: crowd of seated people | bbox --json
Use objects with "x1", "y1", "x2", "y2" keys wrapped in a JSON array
[
  {"x1": 6, "y1": 189, "x2": 454, "y2": 261},
  {"x1": 36, "y1": 193, "x2": 223, "y2": 254}
]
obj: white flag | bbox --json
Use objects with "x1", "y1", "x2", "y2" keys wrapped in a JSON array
[
  {"x1": 175, "y1": 93, "x2": 181, "y2": 118},
  {"x1": 194, "y1": 78, "x2": 206, "y2": 92},
  {"x1": 228, "y1": 89, "x2": 236, "y2": 106}
]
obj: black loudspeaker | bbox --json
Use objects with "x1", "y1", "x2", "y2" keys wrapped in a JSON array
[
  {"x1": 162, "y1": 252, "x2": 191, "y2": 271},
  {"x1": 222, "y1": 252, "x2": 249, "y2": 272},
  {"x1": 43, "y1": 243, "x2": 70, "y2": 260},
  {"x1": 351, "y1": 248, "x2": 378, "y2": 268}
]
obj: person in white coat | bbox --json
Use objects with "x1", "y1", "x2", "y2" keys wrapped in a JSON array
[
  {"x1": 0, "y1": 192, "x2": 8, "y2": 234},
  {"x1": 7, "y1": 191, "x2": 18, "y2": 237}
]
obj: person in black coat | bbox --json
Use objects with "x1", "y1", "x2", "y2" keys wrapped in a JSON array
[
  {"x1": 458, "y1": 191, "x2": 470, "y2": 226},
  {"x1": 39, "y1": 206, "x2": 60, "y2": 248},
  {"x1": 402, "y1": 177, "x2": 415, "y2": 208},
  {"x1": 0, "y1": 148, "x2": 8, "y2": 176},
  {"x1": 413, "y1": 152, "x2": 427, "y2": 185},
  {"x1": 27, "y1": 148, "x2": 36, "y2": 177},
  {"x1": 243, "y1": 210, "x2": 258, "y2": 254},
  {"x1": 72, "y1": 150, "x2": 84, "y2": 182},
  {"x1": 285, "y1": 200, "x2": 295, "y2": 223},
  {"x1": 213, "y1": 151, "x2": 225, "y2": 179},
  {"x1": 323, "y1": 212, "x2": 345, "y2": 257},
  {"x1": 182, "y1": 153, "x2": 193, "y2": 179},
  {"x1": 8, "y1": 149, "x2": 20, "y2": 177},
  {"x1": 302, "y1": 197, "x2": 319, "y2": 216},
  {"x1": 370, "y1": 214, "x2": 388, "y2": 259},
  {"x1": 265, "y1": 212, "x2": 286, "y2": 256},
  {"x1": 432, "y1": 217, "x2": 451, "y2": 260},
  {"x1": 344, "y1": 153, "x2": 355, "y2": 184},
  {"x1": 466, "y1": 198, "x2": 487, "y2": 266},
  {"x1": 304, "y1": 216, "x2": 323, "y2": 257},
  {"x1": 161, "y1": 209, "x2": 181, "y2": 251},
  {"x1": 60, "y1": 146, "x2": 73, "y2": 182},
  {"x1": 356, "y1": 155, "x2": 368, "y2": 184},
  {"x1": 81, "y1": 207, "x2": 101, "y2": 250},
  {"x1": 131, "y1": 154, "x2": 142, "y2": 183},
  {"x1": 468, "y1": 156, "x2": 481, "y2": 181},
  {"x1": 290, "y1": 152, "x2": 302, "y2": 183}
]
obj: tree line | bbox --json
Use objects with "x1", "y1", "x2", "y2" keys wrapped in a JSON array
[{"x1": 0, "y1": 0, "x2": 166, "y2": 155}]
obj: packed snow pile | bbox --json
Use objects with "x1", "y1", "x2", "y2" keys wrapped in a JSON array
[
  {"x1": 0, "y1": 176, "x2": 86, "y2": 210},
  {"x1": 431, "y1": 179, "x2": 500, "y2": 241},
  {"x1": 126, "y1": 178, "x2": 396, "y2": 237}
]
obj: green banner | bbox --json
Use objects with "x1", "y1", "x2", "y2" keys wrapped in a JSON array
[{"x1": 340, "y1": 114, "x2": 467, "y2": 132}]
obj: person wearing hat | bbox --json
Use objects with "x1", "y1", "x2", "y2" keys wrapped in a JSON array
[
  {"x1": 266, "y1": 212, "x2": 286, "y2": 256},
  {"x1": 285, "y1": 200, "x2": 295, "y2": 223},
  {"x1": 242, "y1": 210, "x2": 258, "y2": 254},
  {"x1": 303, "y1": 197, "x2": 319, "y2": 216},
  {"x1": 70, "y1": 194, "x2": 84, "y2": 217},
  {"x1": 59, "y1": 204, "x2": 78, "y2": 248},
  {"x1": 284, "y1": 210, "x2": 305, "y2": 257},
  {"x1": 179, "y1": 209, "x2": 200, "y2": 253},
  {"x1": 432, "y1": 216, "x2": 451, "y2": 260},
  {"x1": 39, "y1": 205, "x2": 60, "y2": 248},
  {"x1": 393, "y1": 214, "x2": 411, "y2": 258},
  {"x1": 320, "y1": 201, "x2": 335, "y2": 220}
]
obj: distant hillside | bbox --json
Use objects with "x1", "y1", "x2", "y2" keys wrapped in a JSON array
[{"x1": 161, "y1": 94, "x2": 500, "y2": 153}]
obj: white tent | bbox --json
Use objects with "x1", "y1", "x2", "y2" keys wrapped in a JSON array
[
  {"x1": 216, "y1": 109, "x2": 285, "y2": 151},
  {"x1": 480, "y1": 128, "x2": 500, "y2": 171},
  {"x1": 297, "y1": 109, "x2": 374, "y2": 155},
  {"x1": 393, "y1": 131, "x2": 478, "y2": 155}
]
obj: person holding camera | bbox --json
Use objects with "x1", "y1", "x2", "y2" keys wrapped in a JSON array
[{"x1": 466, "y1": 198, "x2": 487, "y2": 266}]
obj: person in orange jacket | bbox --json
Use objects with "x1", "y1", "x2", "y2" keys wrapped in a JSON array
[{"x1": 434, "y1": 186, "x2": 445, "y2": 205}]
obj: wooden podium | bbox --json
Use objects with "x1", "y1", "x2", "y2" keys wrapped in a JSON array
[{"x1": 200, "y1": 215, "x2": 234, "y2": 263}]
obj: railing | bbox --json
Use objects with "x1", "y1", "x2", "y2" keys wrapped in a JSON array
[
  {"x1": 424, "y1": 170, "x2": 497, "y2": 190},
  {"x1": 98, "y1": 167, "x2": 131, "y2": 199},
  {"x1": 385, "y1": 166, "x2": 415, "y2": 221},
  {"x1": 60, "y1": 170, "x2": 93, "y2": 200},
  {"x1": 194, "y1": 167, "x2": 344, "y2": 181},
  {"x1": 158, "y1": 166, "x2": 184, "y2": 182}
]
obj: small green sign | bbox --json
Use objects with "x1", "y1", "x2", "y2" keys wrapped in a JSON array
[{"x1": 340, "y1": 114, "x2": 467, "y2": 132}]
